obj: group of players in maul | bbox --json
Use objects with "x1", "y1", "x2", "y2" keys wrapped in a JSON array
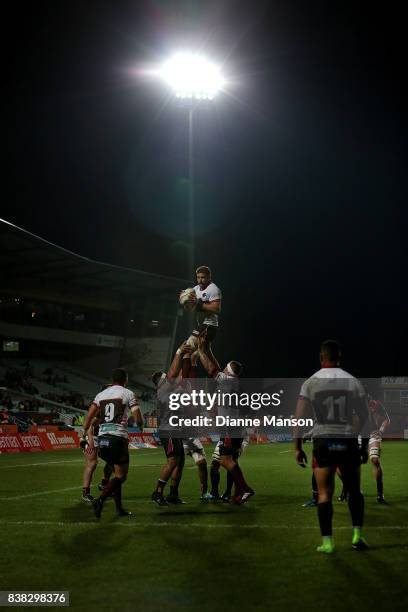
[{"x1": 80, "y1": 266, "x2": 390, "y2": 553}]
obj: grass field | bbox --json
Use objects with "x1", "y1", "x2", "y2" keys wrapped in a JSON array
[{"x1": 1, "y1": 442, "x2": 407, "y2": 611}]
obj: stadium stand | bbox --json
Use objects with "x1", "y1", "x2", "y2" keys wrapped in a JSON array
[{"x1": 0, "y1": 218, "x2": 187, "y2": 434}]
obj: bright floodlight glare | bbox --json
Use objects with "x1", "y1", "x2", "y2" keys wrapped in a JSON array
[{"x1": 160, "y1": 53, "x2": 223, "y2": 100}]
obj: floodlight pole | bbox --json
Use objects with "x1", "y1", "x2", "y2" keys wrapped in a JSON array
[{"x1": 188, "y1": 107, "x2": 195, "y2": 279}]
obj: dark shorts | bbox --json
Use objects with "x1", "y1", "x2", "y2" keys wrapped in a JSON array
[
  {"x1": 312, "y1": 438, "x2": 361, "y2": 469},
  {"x1": 195, "y1": 324, "x2": 217, "y2": 342},
  {"x1": 219, "y1": 437, "x2": 244, "y2": 456},
  {"x1": 160, "y1": 437, "x2": 185, "y2": 459},
  {"x1": 98, "y1": 435, "x2": 129, "y2": 465}
]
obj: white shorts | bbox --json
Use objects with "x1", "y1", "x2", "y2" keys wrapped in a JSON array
[{"x1": 183, "y1": 438, "x2": 206, "y2": 464}]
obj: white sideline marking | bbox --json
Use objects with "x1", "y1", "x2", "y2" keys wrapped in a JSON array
[
  {"x1": 0, "y1": 520, "x2": 406, "y2": 530},
  {"x1": 279, "y1": 450, "x2": 291, "y2": 454},
  {"x1": 0, "y1": 460, "x2": 83, "y2": 469},
  {"x1": 0, "y1": 450, "x2": 158, "y2": 470},
  {"x1": 0, "y1": 487, "x2": 79, "y2": 501}
]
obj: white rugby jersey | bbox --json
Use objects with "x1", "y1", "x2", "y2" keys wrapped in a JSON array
[
  {"x1": 299, "y1": 367, "x2": 367, "y2": 438},
  {"x1": 194, "y1": 282, "x2": 221, "y2": 327},
  {"x1": 93, "y1": 385, "x2": 138, "y2": 439}
]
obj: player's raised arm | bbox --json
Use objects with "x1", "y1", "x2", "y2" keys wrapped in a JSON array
[
  {"x1": 167, "y1": 341, "x2": 194, "y2": 380},
  {"x1": 197, "y1": 333, "x2": 221, "y2": 377},
  {"x1": 378, "y1": 401, "x2": 391, "y2": 435}
]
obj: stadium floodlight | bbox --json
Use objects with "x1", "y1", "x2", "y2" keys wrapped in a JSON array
[{"x1": 160, "y1": 53, "x2": 224, "y2": 100}]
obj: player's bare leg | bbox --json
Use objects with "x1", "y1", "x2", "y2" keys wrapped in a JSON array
[
  {"x1": 82, "y1": 447, "x2": 97, "y2": 503},
  {"x1": 195, "y1": 457, "x2": 213, "y2": 499},
  {"x1": 370, "y1": 454, "x2": 385, "y2": 502},
  {"x1": 154, "y1": 457, "x2": 178, "y2": 501},
  {"x1": 314, "y1": 466, "x2": 336, "y2": 553},
  {"x1": 152, "y1": 455, "x2": 185, "y2": 505}
]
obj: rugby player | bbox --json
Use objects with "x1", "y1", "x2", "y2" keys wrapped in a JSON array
[
  {"x1": 185, "y1": 266, "x2": 221, "y2": 352},
  {"x1": 180, "y1": 349, "x2": 213, "y2": 500},
  {"x1": 198, "y1": 335, "x2": 254, "y2": 505},
  {"x1": 367, "y1": 397, "x2": 390, "y2": 502},
  {"x1": 210, "y1": 436, "x2": 249, "y2": 502},
  {"x1": 81, "y1": 384, "x2": 113, "y2": 503},
  {"x1": 82, "y1": 368, "x2": 143, "y2": 518},
  {"x1": 294, "y1": 340, "x2": 369, "y2": 553},
  {"x1": 338, "y1": 398, "x2": 390, "y2": 503},
  {"x1": 80, "y1": 417, "x2": 113, "y2": 503},
  {"x1": 151, "y1": 341, "x2": 194, "y2": 506}
]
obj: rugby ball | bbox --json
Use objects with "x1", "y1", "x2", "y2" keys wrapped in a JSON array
[{"x1": 179, "y1": 288, "x2": 196, "y2": 310}]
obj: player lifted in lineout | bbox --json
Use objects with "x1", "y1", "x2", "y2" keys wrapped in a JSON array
[
  {"x1": 179, "y1": 265, "x2": 221, "y2": 356},
  {"x1": 82, "y1": 368, "x2": 143, "y2": 518},
  {"x1": 294, "y1": 340, "x2": 370, "y2": 554},
  {"x1": 178, "y1": 265, "x2": 222, "y2": 500},
  {"x1": 197, "y1": 333, "x2": 255, "y2": 505}
]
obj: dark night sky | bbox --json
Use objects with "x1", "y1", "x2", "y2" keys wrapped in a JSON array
[{"x1": 10, "y1": 1, "x2": 407, "y2": 376}]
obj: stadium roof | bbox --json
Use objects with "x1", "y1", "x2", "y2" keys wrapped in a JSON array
[{"x1": 0, "y1": 218, "x2": 188, "y2": 304}]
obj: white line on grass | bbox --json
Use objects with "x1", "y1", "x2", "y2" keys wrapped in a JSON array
[
  {"x1": 0, "y1": 459, "x2": 83, "y2": 469},
  {"x1": 0, "y1": 450, "x2": 158, "y2": 470},
  {"x1": 0, "y1": 520, "x2": 406, "y2": 530},
  {"x1": 0, "y1": 487, "x2": 79, "y2": 501}
]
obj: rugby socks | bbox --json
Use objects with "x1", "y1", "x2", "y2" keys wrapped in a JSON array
[
  {"x1": 100, "y1": 477, "x2": 122, "y2": 502},
  {"x1": 82, "y1": 487, "x2": 90, "y2": 496},
  {"x1": 317, "y1": 501, "x2": 333, "y2": 536},
  {"x1": 198, "y1": 462, "x2": 208, "y2": 494},
  {"x1": 156, "y1": 479, "x2": 167, "y2": 495},
  {"x1": 312, "y1": 474, "x2": 318, "y2": 502},
  {"x1": 230, "y1": 464, "x2": 250, "y2": 493},
  {"x1": 170, "y1": 471, "x2": 182, "y2": 497},
  {"x1": 348, "y1": 490, "x2": 364, "y2": 528},
  {"x1": 225, "y1": 470, "x2": 234, "y2": 496},
  {"x1": 103, "y1": 464, "x2": 113, "y2": 480},
  {"x1": 377, "y1": 479, "x2": 384, "y2": 498},
  {"x1": 113, "y1": 482, "x2": 122, "y2": 511},
  {"x1": 210, "y1": 464, "x2": 220, "y2": 497}
]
